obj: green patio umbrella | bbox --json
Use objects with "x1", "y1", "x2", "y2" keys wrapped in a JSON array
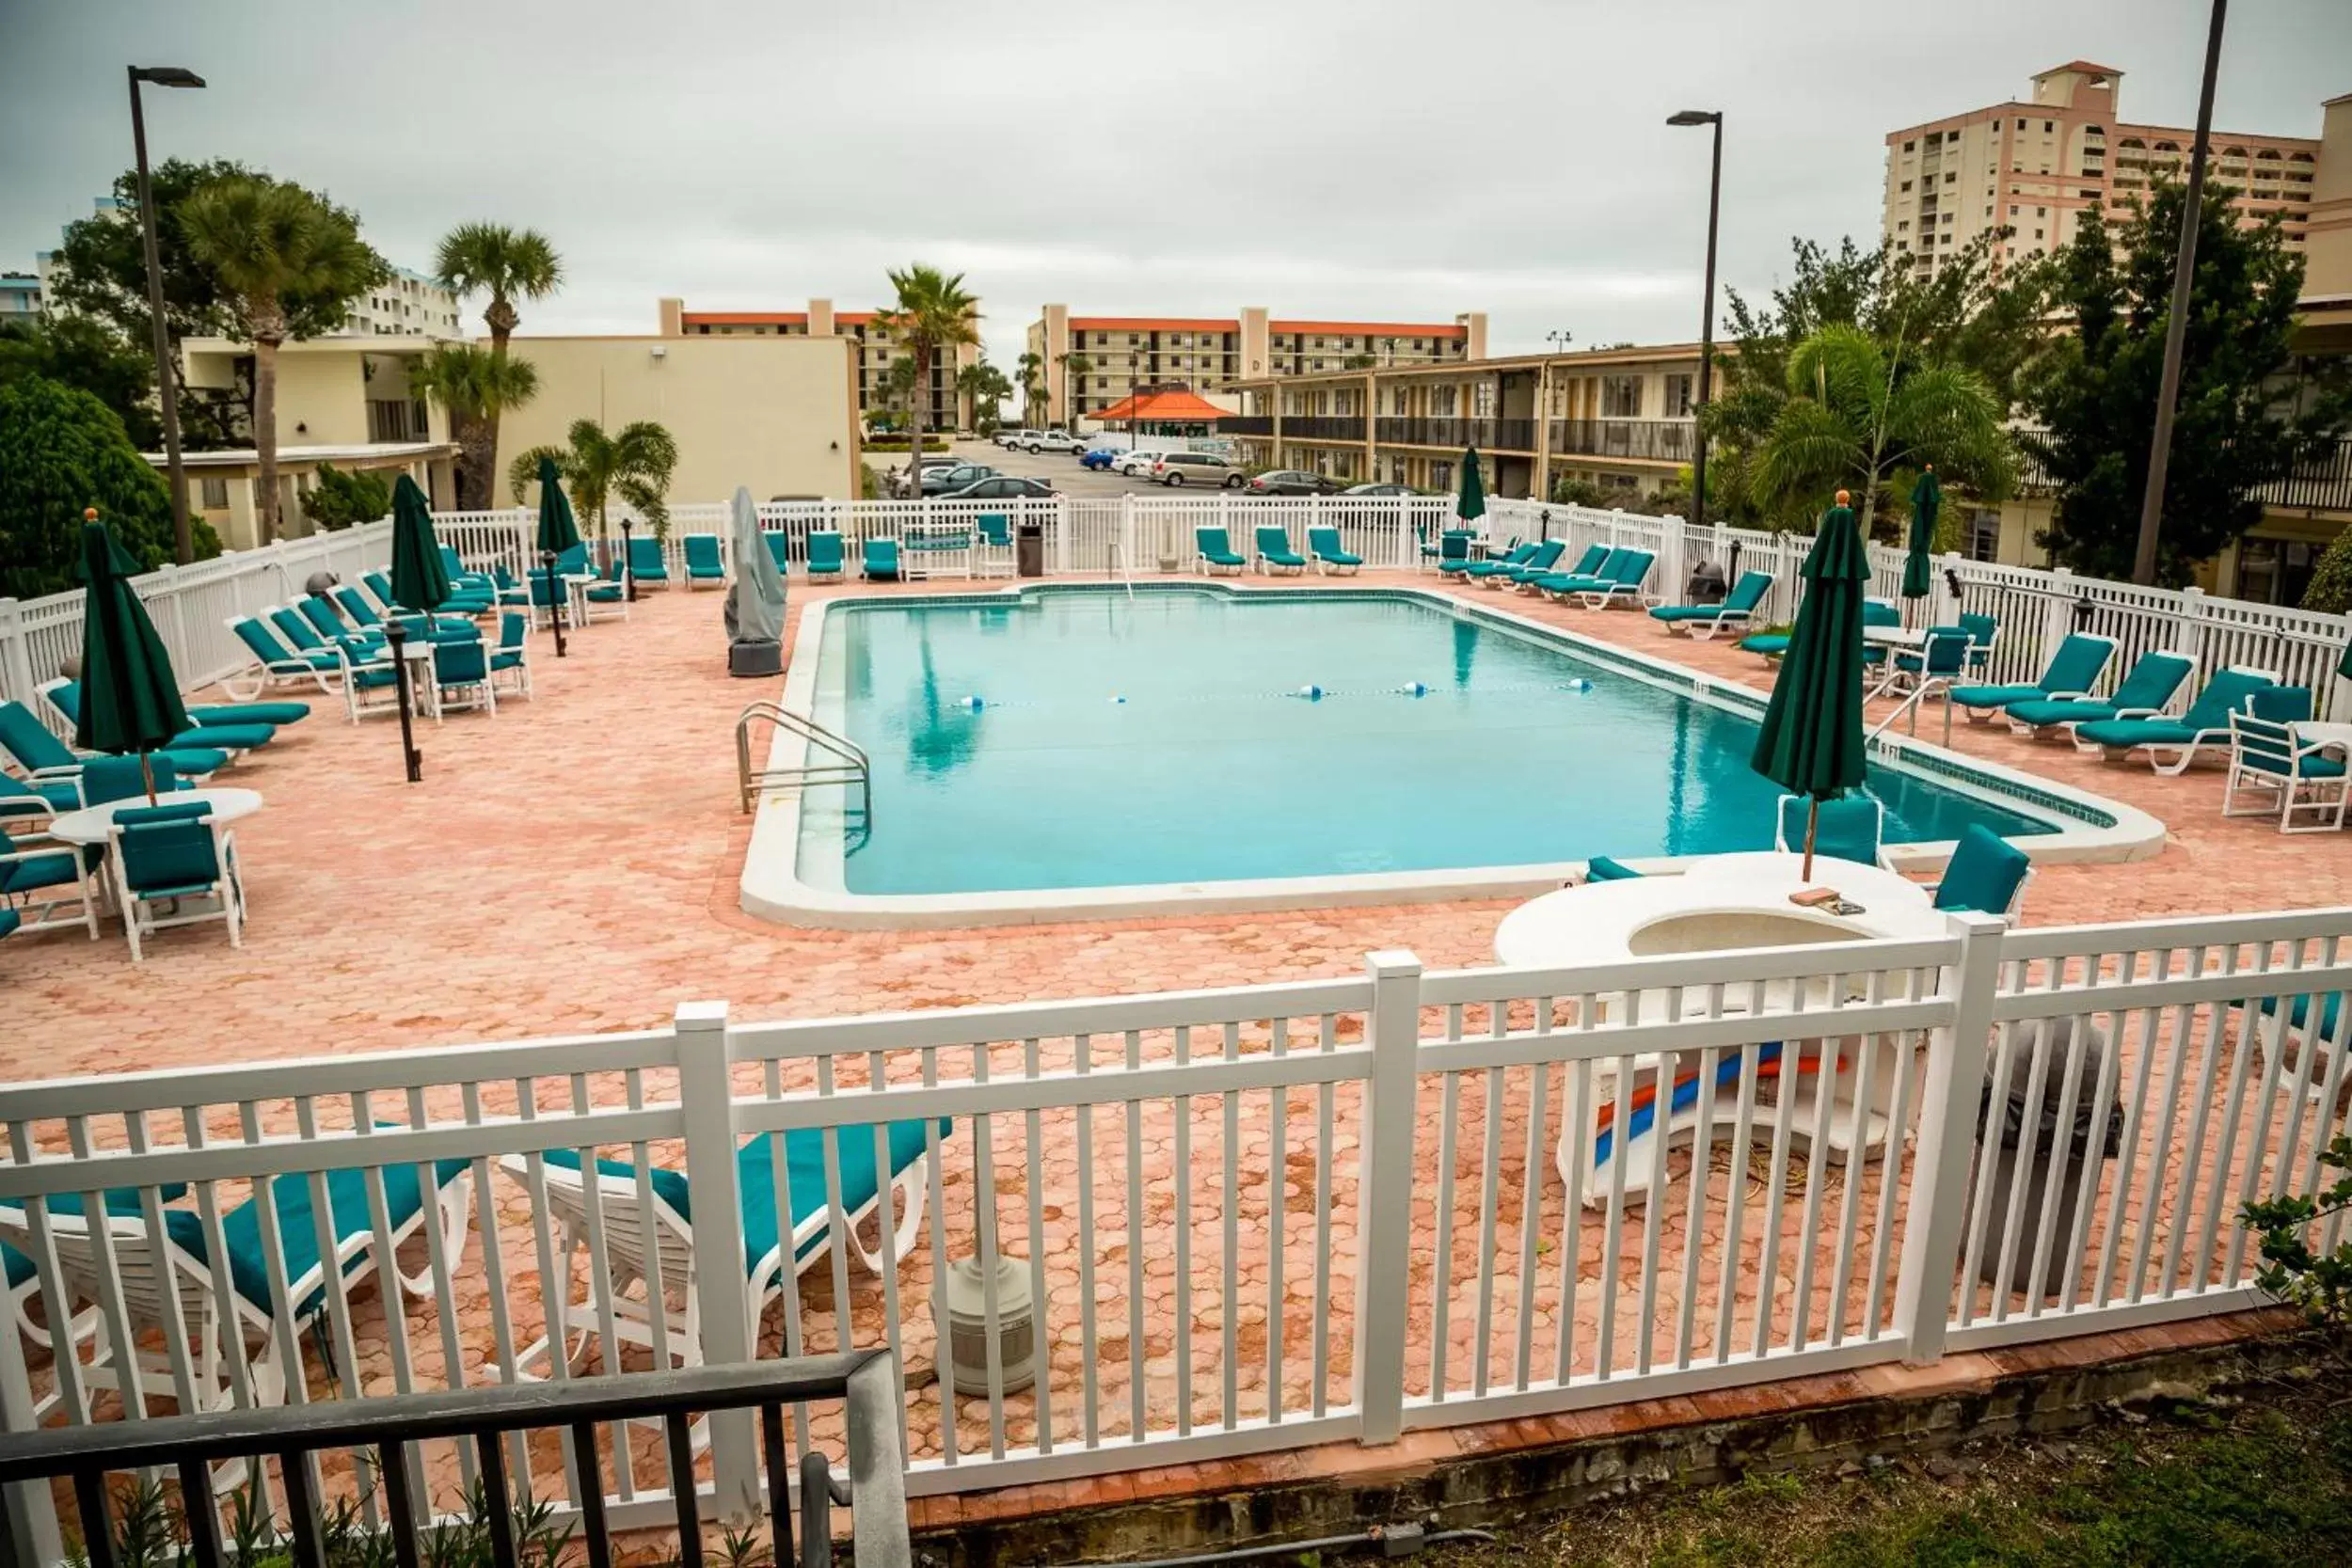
[
  {"x1": 1751, "y1": 493, "x2": 1870, "y2": 881},
  {"x1": 383, "y1": 474, "x2": 448, "y2": 783},
  {"x1": 1455, "y1": 447, "x2": 1486, "y2": 528},
  {"x1": 1902, "y1": 465, "x2": 1941, "y2": 606},
  {"x1": 534, "y1": 455, "x2": 580, "y2": 659},
  {"x1": 73, "y1": 511, "x2": 189, "y2": 805}
]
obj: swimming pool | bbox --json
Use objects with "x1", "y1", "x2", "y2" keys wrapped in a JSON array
[{"x1": 746, "y1": 585, "x2": 2161, "y2": 926}]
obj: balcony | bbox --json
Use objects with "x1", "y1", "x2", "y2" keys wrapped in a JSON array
[
  {"x1": 1549, "y1": 418, "x2": 1698, "y2": 464},
  {"x1": 1370, "y1": 417, "x2": 1536, "y2": 452},
  {"x1": 2255, "y1": 435, "x2": 2352, "y2": 515},
  {"x1": 1219, "y1": 413, "x2": 1273, "y2": 436},
  {"x1": 1281, "y1": 415, "x2": 1371, "y2": 443}
]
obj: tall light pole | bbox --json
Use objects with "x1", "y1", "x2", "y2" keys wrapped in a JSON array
[
  {"x1": 1668, "y1": 109, "x2": 1724, "y2": 525},
  {"x1": 2133, "y1": 0, "x2": 2229, "y2": 587},
  {"x1": 127, "y1": 65, "x2": 205, "y2": 565}
]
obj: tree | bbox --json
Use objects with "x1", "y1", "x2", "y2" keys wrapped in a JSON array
[
  {"x1": 1746, "y1": 325, "x2": 2016, "y2": 538},
  {"x1": 2026, "y1": 182, "x2": 2350, "y2": 585},
  {"x1": 407, "y1": 343, "x2": 541, "y2": 509},
  {"x1": 959, "y1": 359, "x2": 1011, "y2": 435},
  {"x1": 508, "y1": 418, "x2": 677, "y2": 541},
  {"x1": 877, "y1": 266, "x2": 979, "y2": 467},
  {"x1": 0, "y1": 376, "x2": 216, "y2": 600},
  {"x1": 296, "y1": 462, "x2": 391, "y2": 531},
  {"x1": 1014, "y1": 351, "x2": 1044, "y2": 425},
  {"x1": 0, "y1": 317, "x2": 159, "y2": 448},
  {"x1": 434, "y1": 224, "x2": 563, "y2": 355},
  {"x1": 1056, "y1": 351, "x2": 1092, "y2": 427},
  {"x1": 180, "y1": 178, "x2": 389, "y2": 544}
]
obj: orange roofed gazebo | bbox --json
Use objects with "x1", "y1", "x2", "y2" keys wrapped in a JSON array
[{"x1": 1089, "y1": 388, "x2": 1232, "y2": 429}]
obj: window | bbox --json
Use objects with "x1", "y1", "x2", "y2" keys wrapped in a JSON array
[
  {"x1": 1945, "y1": 171, "x2": 1957, "y2": 182},
  {"x1": 1899, "y1": 180, "x2": 1913, "y2": 193},
  {"x1": 2010, "y1": 204, "x2": 2020, "y2": 215},
  {"x1": 1600, "y1": 375, "x2": 1643, "y2": 418},
  {"x1": 1432, "y1": 386, "x2": 1459, "y2": 417},
  {"x1": 1430, "y1": 461, "x2": 1453, "y2": 492},
  {"x1": 2017, "y1": 119, "x2": 2026, "y2": 132},
  {"x1": 1965, "y1": 509, "x2": 2001, "y2": 562},
  {"x1": 199, "y1": 476, "x2": 228, "y2": 510},
  {"x1": 1899, "y1": 219, "x2": 1911, "y2": 231},
  {"x1": 1902, "y1": 138, "x2": 1916, "y2": 152},
  {"x1": 1664, "y1": 372, "x2": 1695, "y2": 417},
  {"x1": 2042, "y1": 120, "x2": 2054, "y2": 134},
  {"x1": 1471, "y1": 382, "x2": 1496, "y2": 418}
]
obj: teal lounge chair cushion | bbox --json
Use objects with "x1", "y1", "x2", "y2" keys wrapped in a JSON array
[
  {"x1": 1560, "y1": 544, "x2": 1610, "y2": 578},
  {"x1": 1933, "y1": 825, "x2": 2031, "y2": 914},
  {"x1": 151, "y1": 1158, "x2": 468, "y2": 1316},
  {"x1": 1778, "y1": 794, "x2": 1882, "y2": 868},
  {"x1": 684, "y1": 536, "x2": 725, "y2": 578},
  {"x1": 2077, "y1": 667, "x2": 2275, "y2": 751},
  {"x1": 1, "y1": 1186, "x2": 192, "y2": 1288},
  {"x1": 1307, "y1": 528, "x2": 1363, "y2": 567},
  {"x1": 186, "y1": 702, "x2": 310, "y2": 727},
  {"x1": 2004, "y1": 652, "x2": 2194, "y2": 731},
  {"x1": 1740, "y1": 633, "x2": 1791, "y2": 657},
  {"x1": 1650, "y1": 605, "x2": 1741, "y2": 623},
  {"x1": 1254, "y1": 527, "x2": 1307, "y2": 567},
  {"x1": 628, "y1": 537, "x2": 671, "y2": 578},
  {"x1": 1951, "y1": 634, "x2": 2113, "y2": 711},
  {"x1": 43, "y1": 685, "x2": 273, "y2": 753},
  {"x1": 1196, "y1": 528, "x2": 1247, "y2": 566},
  {"x1": 1583, "y1": 856, "x2": 1644, "y2": 881},
  {"x1": 862, "y1": 540, "x2": 901, "y2": 579}
]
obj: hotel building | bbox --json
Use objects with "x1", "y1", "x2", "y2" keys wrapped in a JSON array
[{"x1": 657, "y1": 297, "x2": 977, "y2": 433}]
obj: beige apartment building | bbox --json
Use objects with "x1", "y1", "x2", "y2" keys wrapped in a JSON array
[
  {"x1": 1228, "y1": 342, "x2": 1706, "y2": 500},
  {"x1": 657, "y1": 297, "x2": 976, "y2": 433},
  {"x1": 1883, "y1": 62, "x2": 2322, "y2": 277},
  {"x1": 1025, "y1": 306, "x2": 1488, "y2": 425}
]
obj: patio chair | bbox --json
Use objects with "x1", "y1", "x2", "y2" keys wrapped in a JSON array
[
  {"x1": 1544, "y1": 543, "x2": 1612, "y2": 586},
  {"x1": 628, "y1": 535, "x2": 673, "y2": 589},
  {"x1": 1774, "y1": 792, "x2": 1887, "y2": 870},
  {"x1": 0, "y1": 818, "x2": 103, "y2": 941},
  {"x1": 109, "y1": 800, "x2": 246, "y2": 960},
  {"x1": 500, "y1": 1117, "x2": 950, "y2": 1384},
  {"x1": 1195, "y1": 527, "x2": 1248, "y2": 576},
  {"x1": 225, "y1": 616, "x2": 347, "y2": 702},
  {"x1": 2222, "y1": 687, "x2": 2345, "y2": 833},
  {"x1": 763, "y1": 531, "x2": 793, "y2": 576},
  {"x1": 488, "y1": 612, "x2": 532, "y2": 700},
  {"x1": 1949, "y1": 633, "x2": 2116, "y2": 723},
  {"x1": 1307, "y1": 526, "x2": 1364, "y2": 576},
  {"x1": 580, "y1": 557, "x2": 631, "y2": 622},
  {"x1": 74, "y1": 754, "x2": 185, "y2": 807},
  {"x1": 1565, "y1": 548, "x2": 1656, "y2": 609},
  {"x1": 0, "y1": 700, "x2": 226, "y2": 794},
  {"x1": 683, "y1": 534, "x2": 726, "y2": 588},
  {"x1": 1450, "y1": 541, "x2": 1533, "y2": 580},
  {"x1": 1931, "y1": 824, "x2": 2033, "y2": 917},
  {"x1": 2074, "y1": 665, "x2": 2278, "y2": 774},
  {"x1": 1428, "y1": 531, "x2": 1475, "y2": 574},
  {"x1": 0, "y1": 1150, "x2": 470, "y2": 1421},
  {"x1": 2001, "y1": 650, "x2": 2194, "y2": 741},
  {"x1": 38, "y1": 680, "x2": 277, "y2": 760},
  {"x1": 426, "y1": 636, "x2": 497, "y2": 721},
  {"x1": 1649, "y1": 569, "x2": 1774, "y2": 640},
  {"x1": 0, "y1": 776, "x2": 59, "y2": 826},
  {"x1": 1470, "y1": 539, "x2": 1562, "y2": 585},
  {"x1": 1873, "y1": 627, "x2": 1974, "y2": 739},
  {"x1": 975, "y1": 515, "x2": 1015, "y2": 578},
  {"x1": 1957, "y1": 611, "x2": 1999, "y2": 672},
  {"x1": 860, "y1": 538, "x2": 902, "y2": 583},
  {"x1": 807, "y1": 531, "x2": 847, "y2": 584},
  {"x1": 1254, "y1": 526, "x2": 1308, "y2": 576}
]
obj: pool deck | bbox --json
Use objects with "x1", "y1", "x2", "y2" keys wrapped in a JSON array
[{"x1": 4, "y1": 569, "x2": 2344, "y2": 1523}]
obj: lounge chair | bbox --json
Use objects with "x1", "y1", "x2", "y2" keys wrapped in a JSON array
[
  {"x1": 0, "y1": 700, "x2": 226, "y2": 795},
  {"x1": 1649, "y1": 569, "x2": 1774, "y2": 640},
  {"x1": 861, "y1": 538, "x2": 902, "y2": 582},
  {"x1": 269, "y1": 606, "x2": 371, "y2": 667},
  {"x1": 1774, "y1": 792, "x2": 1887, "y2": 869},
  {"x1": 1565, "y1": 548, "x2": 1656, "y2": 609},
  {"x1": 109, "y1": 800, "x2": 246, "y2": 960},
  {"x1": 2, "y1": 1187, "x2": 187, "y2": 1370},
  {"x1": 628, "y1": 534, "x2": 673, "y2": 589},
  {"x1": 1931, "y1": 823, "x2": 2033, "y2": 916},
  {"x1": 1541, "y1": 543, "x2": 1611, "y2": 588},
  {"x1": 488, "y1": 612, "x2": 532, "y2": 700},
  {"x1": 0, "y1": 1149, "x2": 470, "y2": 1416},
  {"x1": 683, "y1": 534, "x2": 725, "y2": 588},
  {"x1": 1469, "y1": 539, "x2": 1562, "y2": 585},
  {"x1": 1450, "y1": 542, "x2": 1534, "y2": 580},
  {"x1": 1195, "y1": 526, "x2": 1248, "y2": 577},
  {"x1": 807, "y1": 531, "x2": 847, "y2": 584},
  {"x1": 501, "y1": 1117, "x2": 949, "y2": 1382},
  {"x1": 1254, "y1": 526, "x2": 1308, "y2": 576},
  {"x1": 1307, "y1": 526, "x2": 1363, "y2": 576},
  {"x1": 1581, "y1": 856, "x2": 1645, "y2": 882},
  {"x1": 436, "y1": 546, "x2": 496, "y2": 597},
  {"x1": 1, "y1": 817, "x2": 103, "y2": 941},
  {"x1": 1948, "y1": 633, "x2": 2116, "y2": 723},
  {"x1": 365, "y1": 570, "x2": 488, "y2": 618},
  {"x1": 763, "y1": 531, "x2": 794, "y2": 576},
  {"x1": 2074, "y1": 665, "x2": 2277, "y2": 773},
  {"x1": 1531, "y1": 546, "x2": 1626, "y2": 598},
  {"x1": 976, "y1": 514, "x2": 1014, "y2": 578},
  {"x1": 38, "y1": 680, "x2": 277, "y2": 759},
  {"x1": 295, "y1": 594, "x2": 383, "y2": 652},
  {"x1": 225, "y1": 616, "x2": 346, "y2": 701},
  {"x1": 2001, "y1": 650, "x2": 2194, "y2": 740},
  {"x1": 2222, "y1": 686, "x2": 2345, "y2": 832}
]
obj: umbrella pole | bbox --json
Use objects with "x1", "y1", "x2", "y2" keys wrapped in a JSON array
[
  {"x1": 386, "y1": 618, "x2": 422, "y2": 784},
  {"x1": 543, "y1": 551, "x2": 568, "y2": 659},
  {"x1": 1803, "y1": 798, "x2": 1820, "y2": 883},
  {"x1": 137, "y1": 751, "x2": 157, "y2": 807}
]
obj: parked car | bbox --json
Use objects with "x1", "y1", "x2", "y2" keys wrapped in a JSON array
[
  {"x1": 920, "y1": 462, "x2": 998, "y2": 496},
  {"x1": 1152, "y1": 451, "x2": 1244, "y2": 488},
  {"x1": 1343, "y1": 483, "x2": 1417, "y2": 497},
  {"x1": 1023, "y1": 430, "x2": 1085, "y2": 454},
  {"x1": 943, "y1": 475, "x2": 1055, "y2": 499},
  {"x1": 889, "y1": 455, "x2": 963, "y2": 497},
  {"x1": 1079, "y1": 448, "x2": 1126, "y2": 470},
  {"x1": 993, "y1": 428, "x2": 1035, "y2": 449},
  {"x1": 1113, "y1": 449, "x2": 1167, "y2": 476},
  {"x1": 1247, "y1": 469, "x2": 1340, "y2": 497}
]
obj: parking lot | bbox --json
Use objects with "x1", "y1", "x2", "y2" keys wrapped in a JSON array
[{"x1": 939, "y1": 436, "x2": 1192, "y2": 498}]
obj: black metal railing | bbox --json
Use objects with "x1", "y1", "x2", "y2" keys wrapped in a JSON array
[
  {"x1": 1371, "y1": 417, "x2": 1533, "y2": 451},
  {"x1": 2256, "y1": 435, "x2": 2352, "y2": 514},
  {"x1": 1218, "y1": 414, "x2": 1273, "y2": 436},
  {"x1": 1548, "y1": 419, "x2": 1698, "y2": 464},
  {"x1": 1279, "y1": 416, "x2": 1369, "y2": 443},
  {"x1": 0, "y1": 1355, "x2": 909, "y2": 1568}
]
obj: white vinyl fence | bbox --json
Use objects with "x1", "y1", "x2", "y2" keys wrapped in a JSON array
[{"x1": 4, "y1": 905, "x2": 2348, "y2": 1543}]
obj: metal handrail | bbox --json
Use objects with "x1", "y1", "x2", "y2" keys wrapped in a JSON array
[{"x1": 738, "y1": 702, "x2": 872, "y2": 823}]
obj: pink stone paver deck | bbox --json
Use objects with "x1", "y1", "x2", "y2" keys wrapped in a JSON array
[{"x1": 6, "y1": 571, "x2": 2346, "y2": 1515}]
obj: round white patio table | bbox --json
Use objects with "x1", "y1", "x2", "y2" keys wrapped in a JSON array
[{"x1": 45, "y1": 788, "x2": 263, "y2": 847}]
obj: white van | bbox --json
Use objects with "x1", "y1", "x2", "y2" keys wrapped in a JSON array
[{"x1": 1151, "y1": 451, "x2": 1243, "y2": 488}]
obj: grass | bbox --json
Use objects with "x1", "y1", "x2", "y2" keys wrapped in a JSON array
[{"x1": 1422, "y1": 1352, "x2": 2352, "y2": 1567}]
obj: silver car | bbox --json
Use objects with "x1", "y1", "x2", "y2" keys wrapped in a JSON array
[{"x1": 1152, "y1": 451, "x2": 1243, "y2": 488}]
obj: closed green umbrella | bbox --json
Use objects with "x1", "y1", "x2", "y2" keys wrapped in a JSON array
[
  {"x1": 1455, "y1": 446, "x2": 1486, "y2": 528},
  {"x1": 383, "y1": 474, "x2": 448, "y2": 783},
  {"x1": 534, "y1": 455, "x2": 580, "y2": 659},
  {"x1": 1751, "y1": 493, "x2": 1870, "y2": 881},
  {"x1": 1902, "y1": 465, "x2": 1941, "y2": 605},
  {"x1": 73, "y1": 511, "x2": 189, "y2": 805}
]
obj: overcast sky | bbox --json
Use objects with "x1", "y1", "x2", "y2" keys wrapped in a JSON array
[{"x1": 3, "y1": 1, "x2": 2344, "y2": 374}]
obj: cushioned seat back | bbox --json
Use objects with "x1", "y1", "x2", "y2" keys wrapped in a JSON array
[
  {"x1": 1779, "y1": 793, "x2": 1881, "y2": 866},
  {"x1": 497, "y1": 612, "x2": 527, "y2": 653},
  {"x1": 684, "y1": 536, "x2": 722, "y2": 571},
  {"x1": 362, "y1": 572, "x2": 395, "y2": 605},
  {"x1": 1959, "y1": 611, "x2": 1997, "y2": 648},
  {"x1": 977, "y1": 515, "x2": 1011, "y2": 546},
  {"x1": 1583, "y1": 856, "x2": 1644, "y2": 881},
  {"x1": 270, "y1": 607, "x2": 328, "y2": 653},
  {"x1": 0, "y1": 703, "x2": 74, "y2": 771},
  {"x1": 1921, "y1": 627, "x2": 1971, "y2": 675},
  {"x1": 808, "y1": 532, "x2": 845, "y2": 572},
  {"x1": 298, "y1": 597, "x2": 347, "y2": 640},
  {"x1": 1196, "y1": 527, "x2": 1234, "y2": 558},
  {"x1": 1439, "y1": 533, "x2": 1471, "y2": 562},
  {"x1": 527, "y1": 574, "x2": 564, "y2": 606},
  {"x1": 1255, "y1": 526, "x2": 1295, "y2": 558},
  {"x1": 1933, "y1": 824, "x2": 2031, "y2": 913},
  {"x1": 1566, "y1": 544, "x2": 1610, "y2": 578},
  {"x1": 2182, "y1": 667, "x2": 2278, "y2": 731},
  {"x1": 2110, "y1": 652, "x2": 2194, "y2": 713},
  {"x1": 555, "y1": 544, "x2": 590, "y2": 576},
  {"x1": 116, "y1": 804, "x2": 219, "y2": 896},
  {"x1": 331, "y1": 587, "x2": 383, "y2": 628},
  {"x1": 764, "y1": 532, "x2": 791, "y2": 570},
  {"x1": 1518, "y1": 540, "x2": 1565, "y2": 572},
  {"x1": 80, "y1": 755, "x2": 177, "y2": 807},
  {"x1": 1725, "y1": 570, "x2": 1774, "y2": 613},
  {"x1": 434, "y1": 639, "x2": 489, "y2": 683},
  {"x1": 864, "y1": 539, "x2": 898, "y2": 570},
  {"x1": 43, "y1": 682, "x2": 84, "y2": 724},
  {"x1": 628, "y1": 537, "x2": 667, "y2": 573},
  {"x1": 1308, "y1": 527, "x2": 1344, "y2": 555},
  {"x1": 2039, "y1": 634, "x2": 2114, "y2": 695},
  {"x1": 1612, "y1": 549, "x2": 1655, "y2": 586},
  {"x1": 1862, "y1": 599, "x2": 1901, "y2": 629}
]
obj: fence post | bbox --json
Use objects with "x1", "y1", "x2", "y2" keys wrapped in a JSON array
[
  {"x1": 0, "y1": 599, "x2": 34, "y2": 707},
  {"x1": 674, "y1": 1000, "x2": 761, "y2": 1518},
  {"x1": 1936, "y1": 551, "x2": 1966, "y2": 628},
  {"x1": 2039, "y1": 566, "x2": 2075, "y2": 668},
  {"x1": 1353, "y1": 948, "x2": 1423, "y2": 1445},
  {"x1": 1119, "y1": 491, "x2": 1135, "y2": 578},
  {"x1": 2174, "y1": 584, "x2": 2206, "y2": 668},
  {"x1": 1658, "y1": 514, "x2": 1686, "y2": 602},
  {"x1": 1608, "y1": 507, "x2": 1627, "y2": 550},
  {"x1": 1892, "y1": 911, "x2": 2007, "y2": 1366},
  {"x1": 1054, "y1": 496, "x2": 1073, "y2": 576},
  {"x1": 1397, "y1": 494, "x2": 1413, "y2": 569}
]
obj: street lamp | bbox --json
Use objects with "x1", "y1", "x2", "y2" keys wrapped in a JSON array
[
  {"x1": 1668, "y1": 108, "x2": 1724, "y2": 527},
  {"x1": 128, "y1": 65, "x2": 205, "y2": 565},
  {"x1": 2133, "y1": 0, "x2": 2229, "y2": 586}
]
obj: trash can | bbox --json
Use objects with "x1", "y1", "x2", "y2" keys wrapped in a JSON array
[
  {"x1": 1971, "y1": 1017, "x2": 2124, "y2": 1300},
  {"x1": 1016, "y1": 520, "x2": 1045, "y2": 578}
]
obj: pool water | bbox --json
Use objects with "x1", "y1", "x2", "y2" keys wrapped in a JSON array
[{"x1": 800, "y1": 588, "x2": 2062, "y2": 896}]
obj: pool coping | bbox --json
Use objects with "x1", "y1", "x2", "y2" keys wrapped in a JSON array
[{"x1": 739, "y1": 582, "x2": 2168, "y2": 930}]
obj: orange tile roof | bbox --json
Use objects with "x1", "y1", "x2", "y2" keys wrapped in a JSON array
[
  {"x1": 1271, "y1": 321, "x2": 1465, "y2": 337},
  {"x1": 679, "y1": 311, "x2": 808, "y2": 326},
  {"x1": 1089, "y1": 388, "x2": 1232, "y2": 422},
  {"x1": 2041, "y1": 59, "x2": 2124, "y2": 77},
  {"x1": 836, "y1": 311, "x2": 879, "y2": 325},
  {"x1": 1069, "y1": 317, "x2": 1239, "y2": 332}
]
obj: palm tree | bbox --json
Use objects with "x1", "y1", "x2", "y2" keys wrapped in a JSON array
[
  {"x1": 508, "y1": 417, "x2": 678, "y2": 542},
  {"x1": 1014, "y1": 351, "x2": 1044, "y2": 426},
  {"x1": 876, "y1": 265, "x2": 978, "y2": 463},
  {"x1": 435, "y1": 223, "x2": 562, "y2": 356},
  {"x1": 407, "y1": 344, "x2": 541, "y2": 510},
  {"x1": 958, "y1": 359, "x2": 1011, "y2": 435},
  {"x1": 180, "y1": 178, "x2": 389, "y2": 544},
  {"x1": 1056, "y1": 351, "x2": 1093, "y2": 430},
  {"x1": 1750, "y1": 324, "x2": 2016, "y2": 536}
]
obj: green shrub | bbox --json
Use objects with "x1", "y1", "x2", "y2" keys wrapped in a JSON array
[
  {"x1": 0, "y1": 373, "x2": 210, "y2": 599},
  {"x1": 298, "y1": 463, "x2": 391, "y2": 531},
  {"x1": 2301, "y1": 529, "x2": 2352, "y2": 614}
]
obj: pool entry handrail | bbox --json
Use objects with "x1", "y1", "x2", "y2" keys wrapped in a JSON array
[{"x1": 737, "y1": 701, "x2": 872, "y2": 832}]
